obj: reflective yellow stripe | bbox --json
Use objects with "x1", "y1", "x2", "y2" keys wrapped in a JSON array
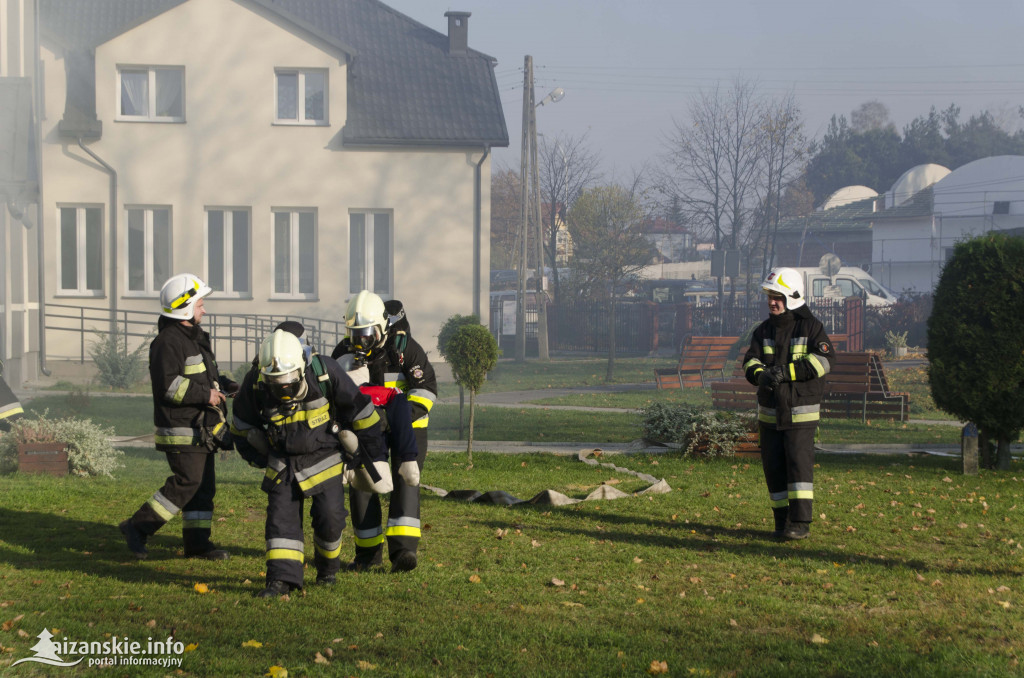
[
  {"x1": 806, "y1": 354, "x2": 827, "y2": 377},
  {"x1": 266, "y1": 549, "x2": 304, "y2": 563},
  {"x1": 407, "y1": 393, "x2": 433, "y2": 411},
  {"x1": 384, "y1": 525, "x2": 422, "y2": 538},
  {"x1": 354, "y1": 534, "x2": 385, "y2": 548},
  {"x1": 788, "y1": 363, "x2": 797, "y2": 381},
  {"x1": 297, "y1": 464, "x2": 343, "y2": 493},
  {"x1": 758, "y1": 412, "x2": 777, "y2": 424},
  {"x1": 183, "y1": 363, "x2": 206, "y2": 375},
  {"x1": 315, "y1": 543, "x2": 342, "y2": 559},
  {"x1": 791, "y1": 412, "x2": 820, "y2": 423},
  {"x1": 269, "y1": 403, "x2": 330, "y2": 427},
  {"x1": 171, "y1": 378, "x2": 190, "y2": 404},
  {"x1": 154, "y1": 435, "x2": 198, "y2": 445},
  {"x1": 147, "y1": 498, "x2": 176, "y2": 522},
  {"x1": 0, "y1": 406, "x2": 24, "y2": 419},
  {"x1": 411, "y1": 416, "x2": 429, "y2": 429},
  {"x1": 183, "y1": 519, "x2": 212, "y2": 529},
  {"x1": 789, "y1": 490, "x2": 814, "y2": 499},
  {"x1": 770, "y1": 498, "x2": 789, "y2": 508},
  {"x1": 352, "y1": 408, "x2": 381, "y2": 431}
]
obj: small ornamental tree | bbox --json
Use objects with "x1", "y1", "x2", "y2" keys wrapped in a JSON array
[
  {"x1": 927, "y1": 233, "x2": 1024, "y2": 470},
  {"x1": 445, "y1": 324, "x2": 500, "y2": 467},
  {"x1": 437, "y1": 314, "x2": 481, "y2": 439}
]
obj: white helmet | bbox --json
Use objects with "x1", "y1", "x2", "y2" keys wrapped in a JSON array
[
  {"x1": 762, "y1": 267, "x2": 805, "y2": 310},
  {"x1": 344, "y1": 290, "x2": 388, "y2": 357},
  {"x1": 160, "y1": 273, "x2": 212, "y2": 320},
  {"x1": 258, "y1": 329, "x2": 307, "y2": 402}
]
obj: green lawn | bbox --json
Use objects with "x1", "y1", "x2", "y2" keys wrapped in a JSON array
[{"x1": 1, "y1": 450, "x2": 1021, "y2": 676}]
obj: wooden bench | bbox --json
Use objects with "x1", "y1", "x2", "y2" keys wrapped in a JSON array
[
  {"x1": 711, "y1": 351, "x2": 909, "y2": 422},
  {"x1": 654, "y1": 335, "x2": 739, "y2": 389}
]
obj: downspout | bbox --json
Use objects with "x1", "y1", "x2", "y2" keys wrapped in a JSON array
[
  {"x1": 76, "y1": 138, "x2": 117, "y2": 334},
  {"x1": 33, "y1": 1, "x2": 50, "y2": 376},
  {"x1": 473, "y1": 144, "x2": 490, "y2": 319}
]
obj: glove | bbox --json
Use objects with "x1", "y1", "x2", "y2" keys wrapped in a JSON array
[
  {"x1": 337, "y1": 429, "x2": 359, "y2": 455},
  {"x1": 768, "y1": 364, "x2": 787, "y2": 387},
  {"x1": 349, "y1": 461, "x2": 394, "y2": 494},
  {"x1": 756, "y1": 369, "x2": 774, "y2": 390},
  {"x1": 242, "y1": 430, "x2": 271, "y2": 468},
  {"x1": 397, "y1": 461, "x2": 420, "y2": 487}
]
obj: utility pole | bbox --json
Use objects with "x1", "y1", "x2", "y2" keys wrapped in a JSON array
[
  {"x1": 530, "y1": 74, "x2": 549, "y2": 360},
  {"x1": 515, "y1": 56, "x2": 532, "y2": 363}
]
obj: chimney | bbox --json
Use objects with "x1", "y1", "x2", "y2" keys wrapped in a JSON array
[{"x1": 444, "y1": 11, "x2": 471, "y2": 56}]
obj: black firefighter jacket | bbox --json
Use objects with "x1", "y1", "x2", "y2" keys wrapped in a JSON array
[
  {"x1": 150, "y1": 316, "x2": 233, "y2": 452},
  {"x1": 230, "y1": 356, "x2": 384, "y2": 497},
  {"x1": 743, "y1": 305, "x2": 833, "y2": 430},
  {"x1": 332, "y1": 334, "x2": 437, "y2": 431}
]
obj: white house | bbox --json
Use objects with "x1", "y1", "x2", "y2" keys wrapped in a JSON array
[
  {"x1": 15, "y1": 0, "x2": 507, "y2": 374},
  {"x1": 873, "y1": 156, "x2": 1024, "y2": 293}
]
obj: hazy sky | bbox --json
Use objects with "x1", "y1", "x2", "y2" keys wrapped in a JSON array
[{"x1": 389, "y1": 0, "x2": 1024, "y2": 178}]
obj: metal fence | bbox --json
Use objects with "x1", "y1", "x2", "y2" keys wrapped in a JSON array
[{"x1": 45, "y1": 303, "x2": 348, "y2": 368}]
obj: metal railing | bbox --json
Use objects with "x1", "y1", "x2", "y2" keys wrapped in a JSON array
[{"x1": 45, "y1": 303, "x2": 348, "y2": 368}]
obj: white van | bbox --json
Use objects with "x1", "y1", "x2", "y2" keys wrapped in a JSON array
[{"x1": 793, "y1": 267, "x2": 897, "y2": 307}]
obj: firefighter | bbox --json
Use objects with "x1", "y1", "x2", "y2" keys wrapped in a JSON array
[
  {"x1": 231, "y1": 329, "x2": 385, "y2": 597},
  {"x1": 744, "y1": 267, "x2": 833, "y2": 540},
  {"x1": 0, "y1": 358, "x2": 25, "y2": 432},
  {"x1": 331, "y1": 291, "x2": 436, "y2": 572},
  {"x1": 119, "y1": 273, "x2": 238, "y2": 560}
]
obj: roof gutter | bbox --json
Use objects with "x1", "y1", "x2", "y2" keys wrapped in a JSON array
[
  {"x1": 473, "y1": 144, "x2": 490, "y2": 319},
  {"x1": 76, "y1": 138, "x2": 117, "y2": 335},
  {"x1": 33, "y1": 2, "x2": 50, "y2": 376}
]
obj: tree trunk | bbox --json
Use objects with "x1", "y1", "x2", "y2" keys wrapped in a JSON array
[
  {"x1": 979, "y1": 429, "x2": 995, "y2": 470},
  {"x1": 466, "y1": 388, "x2": 476, "y2": 468},
  {"x1": 997, "y1": 435, "x2": 1011, "y2": 471},
  {"x1": 458, "y1": 384, "x2": 465, "y2": 440},
  {"x1": 606, "y1": 297, "x2": 616, "y2": 381}
]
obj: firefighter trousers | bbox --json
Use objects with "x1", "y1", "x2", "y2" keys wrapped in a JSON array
[
  {"x1": 0, "y1": 376, "x2": 24, "y2": 432},
  {"x1": 265, "y1": 474, "x2": 347, "y2": 588},
  {"x1": 350, "y1": 429, "x2": 425, "y2": 566},
  {"x1": 127, "y1": 448, "x2": 217, "y2": 554},
  {"x1": 759, "y1": 424, "x2": 816, "y2": 525}
]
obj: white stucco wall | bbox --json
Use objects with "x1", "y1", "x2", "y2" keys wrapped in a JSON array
[{"x1": 39, "y1": 0, "x2": 491, "y2": 362}]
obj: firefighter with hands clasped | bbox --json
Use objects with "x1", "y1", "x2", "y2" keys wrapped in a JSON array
[
  {"x1": 231, "y1": 329, "x2": 385, "y2": 597},
  {"x1": 119, "y1": 273, "x2": 238, "y2": 561},
  {"x1": 744, "y1": 267, "x2": 833, "y2": 541},
  {"x1": 331, "y1": 291, "x2": 436, "y2": 573}
]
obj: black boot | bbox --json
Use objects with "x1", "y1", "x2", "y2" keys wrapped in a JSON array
[
  {"x1": 771, "y1": 508, "x2": 789, "y2": 539},
  {"x1": 119, "y1": 520, "x2": 148, "y2": 560},
  {"x1": 782, "y1": 521, "x2": 810, "y2": 540},
  {"x1": 390, "y1": 551, "x2": 417, "y2": 573},
  {"x1": 257, "y1": 580, "x2": 294, "y2": 598},
  {"x1": 185, "y1": 544, "x2": 230, "y2": 560}
]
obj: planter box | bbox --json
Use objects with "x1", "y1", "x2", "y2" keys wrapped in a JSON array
[
  {"x1": 735, "y1": 431, "x2": 760, "y2": 458},
  {"x1": 18, "y1": 442, "x2": 69, "y2": 476}
]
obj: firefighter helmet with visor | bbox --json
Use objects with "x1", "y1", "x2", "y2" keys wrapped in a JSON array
[
  {"x1": 159, "y1": 273, "x2": 212, "y2": 320},
  {"x1": 761, "y1": 267, "x2": 805, "y2": 310},
  {"x1": 258, "y1": 329, "x2": 308, "y2": 402},
  {"x1": 344, "y1": 290, "x2": 388, "y2": 358}
]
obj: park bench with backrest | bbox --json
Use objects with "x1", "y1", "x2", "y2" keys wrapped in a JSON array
[
  {"x1": 654, "y1": 335, "x2": 739, "y2": 389},
  {"x1": 710, "y1": 351, "x2": 909, "y2": 422}
]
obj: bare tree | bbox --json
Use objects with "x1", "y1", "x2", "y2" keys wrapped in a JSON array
[
  {"x1": 489, "y1": 167, "x2": 524, "y2": 271},
  {"x1": 567, "y1": 182, "x2": 655, "y2": 381},
  {"x1": 538, "y1": 132, "x2": 601, "y2": 301}
]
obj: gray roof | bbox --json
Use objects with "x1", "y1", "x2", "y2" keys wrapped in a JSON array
[
  {"x1": 777, "y1": 187, "x2": 935, "y2": 233},
  {"x1": 40, "y1": 0, "x2": 508, "y2": 148}
]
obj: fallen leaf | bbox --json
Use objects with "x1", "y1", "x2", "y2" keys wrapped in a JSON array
[
  {"x1": 646, "y1": 659, "x2": 669, "y2": 674},
  {"x1": 242, "y1": 640, "x2": 264, "y2": 648},
  {"x1": 184, "y1": 643, "x2": 198, "y2": 652},
  {"x1": 16, "y1": 629, "x2": 28, "y2": 638},
  {"x1": 633, "y1": 557, "x2": 643, "y2": 564},
  {"x1": 146, "y1": 619, "x2": 156, "y2": 628},
  {"x1": 2, "y1": 615, "x2": 24, "y2": 631},
  {"x1": 265, "y1": 666, "x2": 287, "y2": 678},
  {"x1": 468, "y1": 574, "x2": 482, "y2": 584},
  {"x1": 562, "y1": 601, "x2": 584, "y2": 608},
  {"x1": 193, "y1": 583, "x2": 210, "y2": 595},
  {"x1": 531, "y1": 539, "x2": 541, "y2": 548},
  {"x1": 314, "y1": 652, "x2": 329, "y2": 665},
  {"x1": 729, "y1": 619, "x2": 738, "y2": 627},
  {"x1": 550, "y1": 578, "x2": 565, "y2": 587},
  {"x1": 998, "y1": 601, "x2": 1012, "y2": 609},
  {"x1": 811, "y1": 633, "x2": 829, "y2": 644},
  {"x1": 356, "y1": 660, "x2": 377, "y2": 670}
]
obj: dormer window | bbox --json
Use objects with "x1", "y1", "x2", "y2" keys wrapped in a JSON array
[
  {"x1": 117, "y1": 66, "x2": 184, "y2": 122},
  {"x1": 275, "y1": 69, "x2": 327, "y2": 125}
]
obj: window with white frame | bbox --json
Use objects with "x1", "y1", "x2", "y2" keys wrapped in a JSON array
[
  {"x1": 272, "y1": 209, "x2": 317, "y2": 298},
  {"x1": 275, "y1": 69, "x2": 327, "y2": 124},
  {"x1": 58, "y1": 205, "x2": 104, "y2": 295},
  {"x1": 126, "y1": 207, "x2": 172, "y2": 294},
  {"x1": 349, "y1": 211, "x2": 392, "y2": 295},
  {"x1": 206, "y1": 208, "x2": 251, "y2": 297},
  {"x1": 117, "y1": 66, "x2": 185, "y2": 121}
]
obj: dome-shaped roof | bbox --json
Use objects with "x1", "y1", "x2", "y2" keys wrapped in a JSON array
[
  {"x1": 819, "y1": 185, "x2": 878, "y2": 211},
  {"x1": 888, "y1": 164, "x2": 950, "y2": 207},
  {"x1": 933, "y1": 156, "x2": 1024, "y2": 216}
]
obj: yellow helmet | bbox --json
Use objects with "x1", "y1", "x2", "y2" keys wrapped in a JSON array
[
  {"x1": 762, "y1": 267, "x2": 805, "y2": 310},
  {"x1": 344, "y1": 290, "x2": 388, "y2": 357},
  {"x1": 258, "y1": 329, "x2": 307, "y2": 401}
]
